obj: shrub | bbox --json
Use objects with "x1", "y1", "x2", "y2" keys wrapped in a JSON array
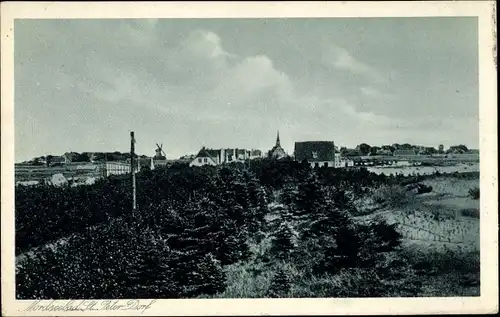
[
  {"x1": 269, "y1": 223, "x2": 295, "y2": 260},
  {"x1": 460, "y1": 208, "x2": 480, "y2": 218},
  {"x1": 468, "y1": 187, "x2": 480, "y2": 200},
  {"x1": 400, "y1": 245, "x2": 480, "y2": 274},
  {"x1": 194, "y1": 253, "x2": 226, "y2": 296},
  {"x1": 406, "y1": 183, "x2": 433, "y2": 194},
  {"x1": 267, "y1": 268, "x2": 291, "y2": 298},
  {"x1": 371, "y1": 184, "x2": 412, "y2": 207},
  {"x1": 292, "y1": 255, "x2": 421, "y2": 298}
]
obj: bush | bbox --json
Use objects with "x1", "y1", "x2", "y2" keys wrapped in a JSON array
[
  {"x1": 267, "y1": 268, "x2": 291, "y2": 298},
  {"x1": 460, "y1": 208, "x2": 480, "y2": 218},
  {"x1": 269, "y1": 223, "x2": 296, "y2": 260},
  {"x1": 405, "y1": 183, "x2": 433, "y2": 194},
  {"x1": 400, "y1": 246, "x2": 480, "y2": 274},
  {"x1": 194, "y1": 253, "x2": 226, "y2": 296},
  {"x1": 468, "y1": 187, "x2": 480, "y2": 200},
  {"x1": 292, "y1": 255, "x2": 421, "y2": 298},
  {"x1": 371, "y1": 184, "x2": 412, "y2": 207}
]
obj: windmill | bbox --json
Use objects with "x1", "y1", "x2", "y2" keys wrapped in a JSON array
[{"x1": 155, "y1": 143, "x2": 166, "y2": 160}]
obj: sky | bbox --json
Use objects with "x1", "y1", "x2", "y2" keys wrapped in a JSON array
[{"x1": 14, "y1": 18, "x2": 479, "y2": 162}]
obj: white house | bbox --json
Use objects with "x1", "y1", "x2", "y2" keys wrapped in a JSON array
[
  {"x1": 336, "y1": 153, "x2": 355, "y2": 168},
  {"x1": 190, "y1": 148, "x2": 220, "y2": 167},
  {"x1": 104, "y1": 162, "x2": 131, "y2": 177},
  {"x1": 189, "y1": 147, "x2": 263, "y2": 167},
  {"x1": 395, "y1": 160, "x2": 411, "y2": 167}
]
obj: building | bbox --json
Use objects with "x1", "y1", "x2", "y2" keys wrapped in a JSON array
[
  {"x1": 294, "y1": 141, "x2": 352, "y2": 168},
  {"x1": 395, "y1": 160, "x2": 411, "y2": 166},
  {"x1": 152, "y1": 159, "x2": 169, "y2": 168},
  {"x1": 125, "y1": 157, "x2": 155, "y2": 171},
  {"x1": 189, "y1": 147, "x2": 262, "y2": 167},
  {"x1": 103, "y1": 161, "x2": 131, "y2": 177},
  {"x1": 268, "y1": 131, "x2": 287, "y2": 159},
  {"x1": 190, "y1": 148, "x2": 221, "y2": 166},
  {"x1": 377, "y1": 149, "x2": 393, "y2": 156},
  {"x1": 336, "y1": 153, "x2": 355, "y2": 168},
  {"x1": 249, "y1": 149, "x2": 263, "y2": 159},
  {"x1": 393, "y1": 149, "x2": 417, "y2": 156},
  {"x1": 48, "y1": 156, "x2": 66, "y2": 167},
  {"x1": 179, "y1": 154, "x2": 196, "y2": 163}
]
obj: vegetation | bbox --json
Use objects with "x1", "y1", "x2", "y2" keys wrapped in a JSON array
[
  {"x1": 15, "y1": 159, "x2": 479, "y2": 299},
  {"x1": 339, "y1": 142, "x2": 476, "y2": 157},
  {"x1": 468, "y1": 187, "x2": 480, "y2": 200}
]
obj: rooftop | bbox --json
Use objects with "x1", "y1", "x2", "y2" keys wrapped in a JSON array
[{"x1": 294, "y1": 141, "x2": 336, "y2": 162}]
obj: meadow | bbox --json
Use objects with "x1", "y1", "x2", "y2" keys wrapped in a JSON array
[{"x1": 15, "y1": 159, "x2": 480, "y2": 298}]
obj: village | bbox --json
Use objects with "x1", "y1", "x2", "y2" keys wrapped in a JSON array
[{"x1": 15, "y1": 130, "x2": 479, "y2": 187}]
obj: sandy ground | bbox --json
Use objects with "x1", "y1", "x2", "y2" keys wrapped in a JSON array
[{"x1": 354, "y1": 177, "x2": 480, "y2": 251}]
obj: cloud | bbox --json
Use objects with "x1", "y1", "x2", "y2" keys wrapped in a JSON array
[
  {"x1": 67, "y1": 27, "x2": 295, "y2": 137},
  {"x1": 323, "y1": 45, "x2": 385, "y2": 83},
  {"x1": 211, "y1": 55, "x2": 293, "y2": 104},
  {"x1": 14, "y1": 19, "x2": 479, "y2": 162},
  {"x1": 178, "y1": 30, "x2": 235, "y2": 60},
  {"x1": 360, "y1": 86, "x2": 395, "y2": 100}
]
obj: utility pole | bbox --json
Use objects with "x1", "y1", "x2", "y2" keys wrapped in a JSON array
[{"x1": 130, "y1": 131, "x2": 137, "y2": 212}]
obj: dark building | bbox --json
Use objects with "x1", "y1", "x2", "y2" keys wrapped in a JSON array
[{"x1": 294, "y1": 141, "x2": 338, "y2": 168}]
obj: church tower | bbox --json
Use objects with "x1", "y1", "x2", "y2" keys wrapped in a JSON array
[{"x1": 269, "y1": 130, "x2": 286, "y2": 159}]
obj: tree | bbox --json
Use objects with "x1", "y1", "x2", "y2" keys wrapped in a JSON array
[
  {"x1": 193, "y1": 253, "x2": 226, "y2": 296},
  {"x1": 357, "y1": 143, "x2": 371, "y2": 156},
  {"x1": 370, "y1": 146, "x2": 381, "y2": 155},
  {"x1": 246, "y1": 179, "x2": 269, "y2": 238},
  {"x1": 270, "y1": 222, "x2": 295, "y2": 260},
  {"x1": 294, "y1": 173, "x2": 326, "y2": 217},
  {"x1": 92, "y1": 152, "x2": 106, "y2": 162},
  {"x1": 381, "y1": 145, "x2": 395, "y2": 153},
  {"x1": 45, "y1": 155, "x2": 54, "y2": 166},
  {"x1": 76, "y1": 152, "x2": 91, "y2": 162},
  {"x1": 438, "y1": 144, "x2": 444, "y2": 154},
  {"x1": 447, "y1": 145, "x2": 468, "y2": 154},
  {"x1": 32, "y1": 157, "x2": 44, "y2": 166},
  {"x1": 267, "y1": 268, "x2": 291, "y2": 298},
  {"x1": 424, "y1": 147, "x2": 437, "y2": 155}
]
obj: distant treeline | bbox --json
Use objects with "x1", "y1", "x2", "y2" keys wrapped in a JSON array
[
  {"x1": 25, "y1": 152, "x2": 149, "y2": 165},
  {"x1": 342, "y1": 143, "x2": 476, "y2": 157}
]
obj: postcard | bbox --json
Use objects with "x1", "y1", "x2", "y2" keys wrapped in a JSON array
[{"x1": 1, "y1": 1, "x2": 497, "y2": 316}]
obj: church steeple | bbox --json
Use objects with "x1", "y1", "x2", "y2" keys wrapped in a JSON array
[{"x1": 276, "y1": 130, "x2": 281, "y2": 147}]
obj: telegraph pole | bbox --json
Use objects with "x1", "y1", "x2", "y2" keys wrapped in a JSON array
[{"x1": 130, "y1": 131, "x2": 137, "y2": 212}]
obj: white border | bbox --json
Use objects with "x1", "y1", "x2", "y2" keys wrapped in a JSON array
[{"x1": 1, "y1": 1, "x2": 498, "y2": 316}]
